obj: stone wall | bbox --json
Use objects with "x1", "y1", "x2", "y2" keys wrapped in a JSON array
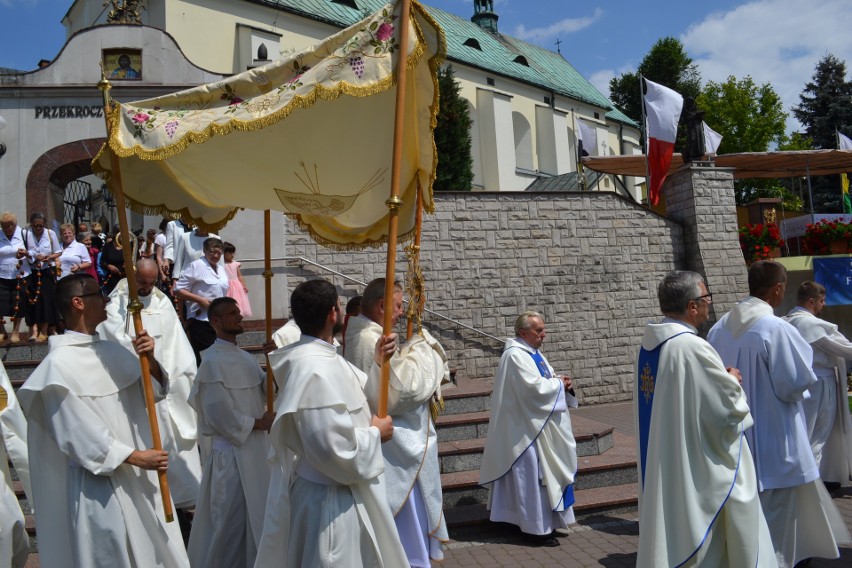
[{"x1": 282, "y1": 189, "x2": 704, "y2": 405}]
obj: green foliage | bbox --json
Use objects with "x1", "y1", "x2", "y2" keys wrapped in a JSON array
[
  {"x1": 609, "y1": 37, "x2": 701, "y2": 152},
  {"x1": 433, "y1": 65, "x2": 473, "y2": 192},
  {"x1": 793, "y1": 54, "x2": 852, "y2": 150},
  {"x1": 698, "y1": 75, "x2": 787, "y2": 154},
  {"x1": 698, "y1": 75, "x2": 793, "y2": 207},
  {"x1": 791, "y1": 54, "x2": 852, "y2": 212}
]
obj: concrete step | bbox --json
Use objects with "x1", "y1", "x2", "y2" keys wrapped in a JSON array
[
  {"x1": 440, "y1": 377, "x2": 492, "y2": 415},
  {"x1": 435, "y1": 411, "x2": 615, "y2": 457},
  {"x1": 444, "y1": 482, "x2": 639, "y2": 529},
  {"x1": 440, "y1": 447, "x2": 636, "y2": 509}
]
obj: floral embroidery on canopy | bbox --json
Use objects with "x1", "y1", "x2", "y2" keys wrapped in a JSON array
[{"x1": 93, "y1": 1, "x2": 446, "y2": 249}]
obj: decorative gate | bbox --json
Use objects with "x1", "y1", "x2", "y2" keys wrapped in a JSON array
[{"x1": 63, "y1": 180, "x2": 92, "y2": 228}]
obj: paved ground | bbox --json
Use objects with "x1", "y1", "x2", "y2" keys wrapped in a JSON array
[{"x1": 439, "y1": 401, "x2": 852, "y2": 567}]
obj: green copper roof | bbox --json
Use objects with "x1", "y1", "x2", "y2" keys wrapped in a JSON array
[{"x1": 254, "y1": 0, "x2": 637, "y2": 127}]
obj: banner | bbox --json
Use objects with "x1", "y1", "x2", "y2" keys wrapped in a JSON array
[{"x1": 813, "y1": 257, "x2": 852, "y2": 306}]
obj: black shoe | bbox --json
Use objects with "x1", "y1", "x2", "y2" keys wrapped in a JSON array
[{"x1": 521, "y1": 532, "x2": 560, "y2": 547}]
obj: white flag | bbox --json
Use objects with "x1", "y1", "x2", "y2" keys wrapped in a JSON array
[
  {"x1": 702, "y1": 121, "x2": 723, "y2": 154},
  {"x1": 577, "y1": 118, "x2": 598, "y2": 157},
  {"x1": 839, "y1": 131, "x2": 852, "y2": 150},
  {"x1": 644, "y1": 78, "x2": 683, "y2": 206}
]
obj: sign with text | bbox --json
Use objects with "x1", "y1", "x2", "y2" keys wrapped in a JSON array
[
  {"x1": 781, "y1": 214, "x2": 852, "y2": 239},
  {"x1": 813, "y1": 257, "x2": 852, "y2": 306}
]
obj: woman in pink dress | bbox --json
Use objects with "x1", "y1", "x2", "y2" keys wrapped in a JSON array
[{"x1": 222, "y1": 242, "x2": 252, "y2": 317}]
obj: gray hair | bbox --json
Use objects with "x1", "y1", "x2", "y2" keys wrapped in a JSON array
[
  {"x1": 658, "y1": 271, "x2": 705, "y2": 315},
  {"x1": 514, "y1": 310, "x2": 544, "y2": 336}
]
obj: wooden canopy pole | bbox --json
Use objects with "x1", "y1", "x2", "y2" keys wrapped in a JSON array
[
  {"x1": 406, "y1": 182, "x2": 424, "y2": 341},
  {"x1": 98, "y1": 72, "x2": 174, "y2": 523},
  {"x1": 378, "y1": 0, "x2": 413, "y2": 418},
  {"x1": 263, "y1": 210, "x2": 275, "y2": 413}
]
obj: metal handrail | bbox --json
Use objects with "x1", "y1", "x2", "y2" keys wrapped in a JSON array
[{"x1": 240, "y1": 255, "x2": 504, "y2": 344}]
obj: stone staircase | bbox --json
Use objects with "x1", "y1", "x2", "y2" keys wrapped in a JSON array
[
  {"x1": 2, "y1": 328, "x2": 638, "y2": 561},
  {"x1": 436, "y1": 375, "x2": 639, "y2": 528}
]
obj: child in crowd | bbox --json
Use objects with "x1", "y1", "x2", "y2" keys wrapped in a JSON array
[{"x1": 222, "y1": 242, "x2": 251, "y2": 318}]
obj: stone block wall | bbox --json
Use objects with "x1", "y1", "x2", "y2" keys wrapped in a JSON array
[{"x1": 282, "y1": 190, "x2": 691, "y2": 405}]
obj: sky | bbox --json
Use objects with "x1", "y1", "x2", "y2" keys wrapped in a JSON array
[{"x1": 2, "y1": 0, "x2": 852, "y2": 133}]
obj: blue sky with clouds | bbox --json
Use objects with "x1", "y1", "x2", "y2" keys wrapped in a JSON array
[{"x1": 3, "y1": 0, "x2": 852, "y2": 132}]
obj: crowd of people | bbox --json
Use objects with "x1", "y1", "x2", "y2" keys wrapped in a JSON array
[
  {"x1": 2, "y1": 208, "x2": 852, "y2": 568},
  {"x1": 0, "y1": 213, "x2": 252, "y2": 346}
]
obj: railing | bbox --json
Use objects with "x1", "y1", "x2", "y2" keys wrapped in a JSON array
[{"x1": 240, "y1": 255, "x2": 504, "y2": 344}]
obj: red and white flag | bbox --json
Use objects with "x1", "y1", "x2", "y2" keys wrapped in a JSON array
[{"x1": 644, "y1": 78, "x2": 683, "y2": 206}]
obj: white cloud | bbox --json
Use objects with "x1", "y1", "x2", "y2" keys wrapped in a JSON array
[
  {"x1": 681, "y1": 0, "x2": 852, "y2": 133},
  {"x1": 513, "y1": 8, "x2": 604, "y2": 44},
  {"x1": 588, "y1": 69, "x2": 615, "y2": 98}
]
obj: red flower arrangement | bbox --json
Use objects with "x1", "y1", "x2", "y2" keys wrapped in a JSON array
[
  {"x1": 802, "y1": 219, "x2": 852, "y2": 255},
  {"x1": 738, "y1": 223, "x2": 784, "y2": 264}
]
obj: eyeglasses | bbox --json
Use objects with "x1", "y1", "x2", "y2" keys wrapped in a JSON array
[
  {"x1": 78, "y1": 290, "x2": 107, "y2": 300},
  {"x1": 31, "y1": 224, "x2": 45, "y2": 229},
  {"x1": 692, "y1": 293, "x2": 713, "y2": 304}
]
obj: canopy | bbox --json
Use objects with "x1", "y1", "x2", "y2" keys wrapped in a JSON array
[
  {"x1": 714, "y1": 149, "x2": 852, "y2": 178},
  {"x1": 581, "y1": 154, "x2": 684, "y2": 178},
  {"x1": 94, "y1": 1, "x2": 446, "y2": 247},
  {"x1": 582, "y1": 150, "x2": 852, "y2": 180}
]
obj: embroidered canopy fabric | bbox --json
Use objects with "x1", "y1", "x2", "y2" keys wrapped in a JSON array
[{"x1": 94, "y1": 1, "x2": 445, "y2": 247}]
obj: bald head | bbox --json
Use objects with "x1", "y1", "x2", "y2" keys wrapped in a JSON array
[{"x1": 136, "y1": 258, "x2": 159, "y2": 297}]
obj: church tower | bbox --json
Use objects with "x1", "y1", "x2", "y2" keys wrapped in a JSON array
[{"x1": 471, "y1": 0, "x2": 498, "y2": 34}]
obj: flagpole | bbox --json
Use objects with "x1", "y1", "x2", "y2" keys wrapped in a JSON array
[
  {"x1": 639, "y1": 75, "x2": 651, "y2": 204},
  {"x1": 805, "y1": 158, "x2": 816, "y2": 225},
  {"x1": 98, "y1": 70, "x2": 174, "y2": 523},
  {"x1": 574, "y1": 111, "x2": 588, "y2": 191},
  {"x1": 378, "y1": 0, "x2": 412, "y2": 418},
  {"x1": 263, "y1": 209, "x2": 275, "y2": 413}
]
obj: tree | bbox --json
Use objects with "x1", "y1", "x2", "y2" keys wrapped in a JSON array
[
  {"x1": 609, "y1": 37, "x2": 701, "y2": 151},
  {"x1": 697, "y1": 75, "x2": 798, "y2": 207},
  {"x1": 793, "y1": 54, "x2": 852, "y2": 150},
  {"x1": 698, "y1": 76, "x2": 787, "y2": 154},
  {"x1": 433, "y1": 65, "x2": 473, "y2": 191},
  {"x1": 791, "y1": 54, "x2": 852, "y2": 211}
]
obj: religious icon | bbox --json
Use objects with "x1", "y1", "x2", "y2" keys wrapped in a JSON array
[{"x1": 103, "y1": 49, "x2": 142, "y2": 80}]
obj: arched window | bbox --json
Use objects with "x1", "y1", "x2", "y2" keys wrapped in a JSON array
[{"x1": 513, "y1": 55, "x2": 529, "y2": 67}]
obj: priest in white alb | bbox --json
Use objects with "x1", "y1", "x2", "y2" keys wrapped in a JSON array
[
  {"x1": 636, "y1": 271, "x2": 775, "y2": 567},
  {"x1": 784, "y1": 280, "x2": 852, "y2": 485},
  {"x1": 255, "y1": 278, "x2": 407, "y2": 567},
  {"x1": 97, "y1": 258, "x2": 202, "y2": 521},
  {"x1": 0, "y1": 359, "x2": 30, "y2": 568},
  {"x1": 188, "y1": 297, "x2": 273, "y2": 568},
  {"x1": 18, "y1": 273, "x2": 189, "y2": 568},
  {"x1": 479, "y1": 310, "x2": 578, "y2": 547},
  {"x1": 271, "y1": 317, "x2": 301, "y2": 348},
  {"x1": 344, "y1": 278, "x2": 448, "y2": 565},
  {"x1": 708, "y1": 261, "x2": 851, "y2": 567}
]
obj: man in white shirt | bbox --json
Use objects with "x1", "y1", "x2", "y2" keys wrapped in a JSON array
[
  {"x1": 479, "y1": 311, "x2": 578, "y2": 547},
  {"x1": 174, "y1": 237, "x2": 229, "y2": 365},
  {"x1": 18, "y1": 273, "x2": 189, "y2": 568},
  {"x1": 0, "y1": 359, "x2": 31, "y2": 568},
  {"x1": 255, "y1": 278, "x2": 407, "y2": 567},
  {"x1": 784, "y1": 280, "x2": 852, "y2": 486},
  {"x1": 636, "y1": 270, "x2": 775, "y2": 567},
  {"x1": 188, "y1": 297, "x2": 273, "y2": 568},
  {"x1": 343, "y1": 279, "x2": 448, "y2": 565},
  {"x1": 708, "y1": 261, "x2": 850, "y2": 567},
  {"x1": 97, "y1": 258, "x2": 203, "y2": 537}
]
